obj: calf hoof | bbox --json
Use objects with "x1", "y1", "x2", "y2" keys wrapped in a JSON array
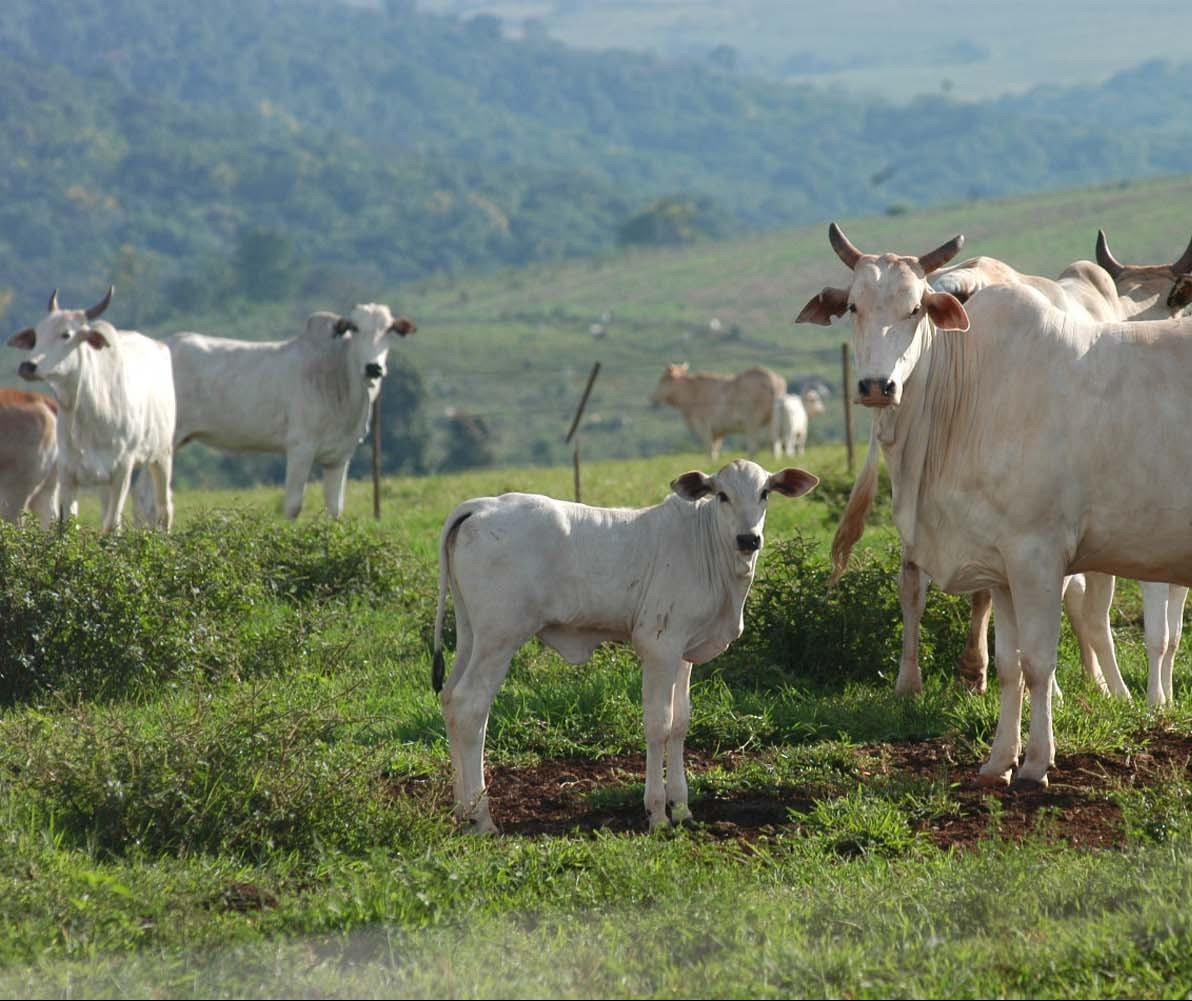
[
  {"x1": 1010, "y1": 773, "x2": 1049, "y2": 793},
  {"x1": 975, "y1": 767, "x2": 1012, "y2": 788}
]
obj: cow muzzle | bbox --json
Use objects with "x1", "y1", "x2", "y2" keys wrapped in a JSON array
[
  {"x1": 736, "y1": 533, "x2": 761, "y2": 553},
  {"x1": 18, "y1": 361, "x2": 38, "y2": 381},
  {"x1": 856, "y1": 377, "x2": 897, "y2": 408}
]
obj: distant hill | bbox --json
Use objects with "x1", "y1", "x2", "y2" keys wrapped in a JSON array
[{"x1": 2, "y1": 0, "x2": 1192, "y2": 329}]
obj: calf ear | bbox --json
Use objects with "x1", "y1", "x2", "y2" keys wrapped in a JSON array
[
  {"x1": 923, "y1": 290, "x2": 969, "y2": 331},
  {"x1": 333, "y1": 316, "x2": 358, "y2": 337},
  {"x1": 7, "y1": 328, "x2": 35, "y2": 349},
  {"x1": 767, "y1": 468, "x2": 819, "y2": 498},
  {"x1": 670, "y1": 471, "x2": 715, "y2": 501},
  {"x1": 391, "y1": 316, "x2": 417, "y2": 336},
  {"x1": 795, "y1": 287, "x2": 850, "y2": 326},
  {"x1": 83, "y1": 328, "x2": 110, "y2": 350}
]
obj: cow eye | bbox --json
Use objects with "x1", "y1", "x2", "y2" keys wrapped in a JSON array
[
  {"x1": 717, "y1": 491, "x2": 729, "y2": 503},
  {"x1": 910, "y1": 303, "x2": 922, "y2": 317},
  {"x1": 60, "y1": 331, "x2": 71, "y2": 340},
  {"x1": 847, "y1": 303, "x2": 857, "y2": 314},
  {"x1": 760, "y1": 489, "x2": 770, "y2": 502}
]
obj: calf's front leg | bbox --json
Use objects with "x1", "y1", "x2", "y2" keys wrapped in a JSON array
[{"x1": 638, "y1": 647, "x2": 681, "y2": 831}]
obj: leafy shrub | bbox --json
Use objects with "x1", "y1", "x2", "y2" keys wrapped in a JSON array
[{"x1": 727, "y1": 535, "x2": 972, "y2": 688}]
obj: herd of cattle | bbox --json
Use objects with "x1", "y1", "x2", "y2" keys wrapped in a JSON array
[{"x1": 4, "y1": 222, "x2": 1192, "y2": 832}]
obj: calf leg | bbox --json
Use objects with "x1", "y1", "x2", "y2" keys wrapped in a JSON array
[
  {"x1": 958, "y1": 589, "x2": 992, "y2": 693},
  {"x1": 665, "y1": 661, "x2": 694, "y2": 824},
  {"x1": 440, "y1": 630, "x2": 522, "y2": 834},
  {"x1": 282, "y1": 446, "x2": 316, "y2": 519},
  {"x1": 979, "y1": 586, "x2": 1023, "y2": 787},
  {"x1": 895, "y1": 558, "x2": 929, "y2": 696},
  {"x1": 321, "y1": 459, "x2": 350, "y2": 519}
]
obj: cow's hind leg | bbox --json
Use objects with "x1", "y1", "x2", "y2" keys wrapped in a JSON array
[
  {"x1": 1145, "y1": 583, "x2": 1188, "y2": 707},
  {"x1": 282, "y1": 445, "x2": 316, "y2": 520},
  {"x1": 1162, "y1": 586, "x2": 1188, "y2": 706},
  {"x1": 958, "y1": 589, "x2": 992, "y2": 693},
  {"x1": 665, "y1": 661, "x2": 694, "y2": 825},
  {"x1": 1073, "y1": 572, "x2": 1128, "y2": 698},
  {"x1": 440, "y1": 627, "x2": 523, "y2": 834},
  {"x1": 100, "y1": 462, "x2": 135, "y2": 534},
  {"x1": 147, "y1": 457, "x2": 173, "y2": 533}
]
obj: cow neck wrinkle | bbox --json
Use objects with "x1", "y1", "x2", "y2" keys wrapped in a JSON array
[{"x1": 693, "y1": 495, "x2": 757, "y2": 592}]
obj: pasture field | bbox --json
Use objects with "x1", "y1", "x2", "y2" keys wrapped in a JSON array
[{"x1": 1, "y1": 447, "x2": 1190, "y2": 998}]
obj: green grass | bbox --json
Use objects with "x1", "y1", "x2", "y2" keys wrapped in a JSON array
[{"x1": 1, "y1": 449, "x2": 1190, "y2": 998}]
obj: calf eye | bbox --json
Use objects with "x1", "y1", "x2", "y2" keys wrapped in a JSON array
[
  {"x1": 60, "y1": 332, "x2": 71, "y2": 340},
  {"x1": 717, "y1": 491, "x2": 729, "y2": 503}
]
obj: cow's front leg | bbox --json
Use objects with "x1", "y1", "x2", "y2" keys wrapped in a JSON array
[
  {"x1": 282, "y1": 445, "x2": 316, "y2": 519},
  {"x1": 896, "y1": 558, "x2": 929, "y2": 696},
  {"x1": 1008, "y1": 563, "x2": 1065, "y2": 789},
  {"x1": 100, "y1": 462, "x2": 135, "y2": 534},
  {"x1": 665, "y1": 661, "x2": 694, "y2": 825},
  {"x1": 979, "y1": 586, "x2": 1023, "y2": 786},
  {"x1": 321, "y1": 458, "x2": 350, "y2": 519},
  {"x1": 638, "y1": 647, "x2": 681, "y2": 830}
]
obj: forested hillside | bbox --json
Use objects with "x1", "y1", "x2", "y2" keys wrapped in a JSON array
[{"x1": 2, "y1": 0, "x2": 1192, "y2": 326}]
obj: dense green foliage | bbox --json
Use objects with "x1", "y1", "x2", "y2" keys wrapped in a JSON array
[{"x1": 3, "y1": 0, "x2": 1192, "y2": 325}]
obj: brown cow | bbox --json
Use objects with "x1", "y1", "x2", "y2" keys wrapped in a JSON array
[
  {"x1": 650, "y1": 363, "x2": 786, "y2": 460},
  {"x1": 0, "y1": 389, "x2": 59, "y2": 527}
]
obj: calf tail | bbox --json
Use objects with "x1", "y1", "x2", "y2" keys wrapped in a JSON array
[
  {"x1": 432, "y1": 507, "x2": 474, "y2": 693},
  {"x1": 829, "y1": 427, "x2": 880, "y2": 585}
]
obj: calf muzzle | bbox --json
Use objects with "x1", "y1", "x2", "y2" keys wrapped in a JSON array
[{"x1": 736, "y1": 533, "x2": 761, "y2": 553}]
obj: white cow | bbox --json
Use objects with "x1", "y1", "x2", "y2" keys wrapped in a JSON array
[
  {"x1": 431, "y1": 459, "x2": 819, "y2": 833},
  {"x1": 798, "y1": 223, "x2": 1192, "y2": 789},
  {"x1": 8, "y1": 288, "x2": 174, "y2": 533},
  {"x1": 0, "y1": 389, "x2": 60, "y2": 528},
  {"x1": 137, "y1": 303, "x2": 415, "y2": 520},
  {"x1": 774, "y1": 387, "x2": 826, "y2": 457}
]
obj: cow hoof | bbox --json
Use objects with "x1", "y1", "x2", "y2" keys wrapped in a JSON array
[
  {"x1": 667, "y1": 802, "x2": 693, "y2": 826},
  {"x1": 894, "y1": 679, "x2": 924, "y2": 698},
  {"x1": 1010, "y1": 774, "x2": 1049, "y2": 793}
]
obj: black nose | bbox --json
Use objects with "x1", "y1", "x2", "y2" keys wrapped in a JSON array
[
  {"x1": 736, "y1": 533, "x2": 761, "y2": 553},
  {"x1": 883, "y1": 379, "x2": 896, "y2": 397},
  {"x1": 858, "y1": 378, "x2": 896, "y2": 398},
  {"x1": 364, "y1": 362, "x2": 384, "y2": 380},
  {"x1": 18, "y1": 361, "x2": 36, "y2": 380}
]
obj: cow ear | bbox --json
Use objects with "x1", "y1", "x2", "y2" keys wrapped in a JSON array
[
  {"x1": 923, "y1": 290, "x2": 969, "y2": 331},
  {"x1": 795, "y1": 287, "x2": 850, "y2": 325},
  {"x1": 7, "y1": 328, "x2": 35, "y2": 349},
  {"x1": 767, "y1": 468, "x2": 819, "y2": 498},
  {"x1": 670, "y1": 471, "x2": 714, "y2": 501},
  {"x1": 1168, "y1": 275, "x2": 1192, "y2": 312},
  {"x1": 390, "y1": 316, "x2": 416, "y2": 336},
  {"x1": 333, "y1": 316, "x2": 358, "y2": 337},
  {"x1": 83, "y1": 328, "x2": 110, "y2": 350}
]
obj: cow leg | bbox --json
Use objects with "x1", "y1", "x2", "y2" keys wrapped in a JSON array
[
  {"x1": 1006, "y1": 564, "x2": 1065, "y2": 789},
  {"x1": 895, "y1": 558, "x2": 928, "y2": 696},
  {"x1": 440, "y1": 631, "x2": 521, "y2": 834},
  {"x1": 1076, "y1": 572, "x2": 1128, "y2": 698},
  {"x1": 709, "y1": 435, "x2": 722, "y2": 462},
  {"x1": 1144, "y1": 582, "x2": 1187, "y2": 708},
  {"x1": 28, "y1": 472, "x2": 59, "y2": 530},
  {"x1": 639, "y1": 648, "x2": 681, "y2": 830},
  {"x1": 979, "y1": 586, "x2": 1023, "y2": 787},
  {"x1": 959, "y1": 589, "x2": 992, "y2": 693},
  {"x1": 282, "y1": 446, "x2": 316, "y2": 519},
  {"x1": 147, "y1": 458, "x2": 173, "y2": 533},
  {"x1": 1061, "y1": 574, "x2": 1103, "y2": 693},
  {"x1": 665, "y1": 660, "x2": 694, "y2": 825},
  {"x1": 57, "y1": 469, "x2": 79, "y2": 525},
  {"x1": 100, "y1": 462, "x2": 135, "y2": 534},
  {"x1": 321, "y1": 460, "x2": 350, "y2": 519},
  {"x1": 1163, "y1": 586, "x2": 1188, "y2": 705}
]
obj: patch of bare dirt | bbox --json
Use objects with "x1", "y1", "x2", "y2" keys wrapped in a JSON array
[{"x1": 391, "y1": 731, "x2": 1192, "y2": 850}]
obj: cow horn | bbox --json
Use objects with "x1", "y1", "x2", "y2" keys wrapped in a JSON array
[
  {"x1": 47, "y1": 288, "x2": 59, "y2": 312},
  {"x1": 1172, "y1": 234, "x2": 1192, "y2": 275},
  {"x1": 918, "y1": 234, "x2": 965, "y2": 275},
  {"x1": 84, "y1": 286, "x2": 114, "y2": 321},
  {"x1": 1095, "y1": 229, "x2": 1124, "y2": 279},
  {"x1": 828, "y1": 222, "x2": 863, "y2": 270}
]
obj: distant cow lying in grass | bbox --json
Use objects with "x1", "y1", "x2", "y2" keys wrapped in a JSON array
[{"x1": 431, "y1": 458, "x2": 818, "y2": 834}]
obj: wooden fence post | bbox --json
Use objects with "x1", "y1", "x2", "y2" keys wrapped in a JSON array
[{"x1": 565, "y1": 361, "x2": 602, "y2": 503}]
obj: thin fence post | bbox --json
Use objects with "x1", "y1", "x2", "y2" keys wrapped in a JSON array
[
  {"x1": 841, "y1": 342, "x2": 854, "y2": 476},
  {"x1": 565, "y1": 361, "x2": 602, "y2": 503}
]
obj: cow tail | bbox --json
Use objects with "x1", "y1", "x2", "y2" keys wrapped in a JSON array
[
  {"x1": 829, "y1": 430, "x2": 880, "y2": 585},
  {"x1": 432, "y1": 507, "x2": 474, "y2": 693}
]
